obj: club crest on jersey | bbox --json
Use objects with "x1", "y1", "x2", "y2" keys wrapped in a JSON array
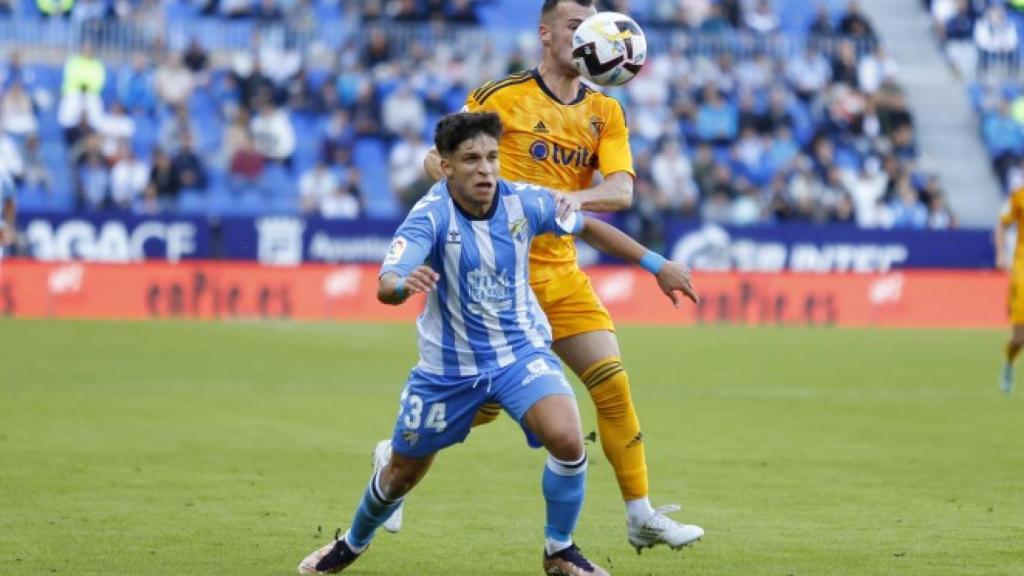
[
  {"x1": 466, "y1": 268, "x2": 512, "y2": 315},
  {"x1": 589, "y1": 116, "x2": 605, "y2": 137},
  {"x1": 508, "y1": 217, "x2": 528, "y2": 241}
]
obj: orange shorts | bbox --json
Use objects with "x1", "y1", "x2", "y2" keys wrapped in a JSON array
[{"x1": 531, "y1": 264, "x2": 615, "y2": 342}]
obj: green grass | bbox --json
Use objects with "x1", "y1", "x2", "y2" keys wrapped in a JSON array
[{"x1": 1, "y1": 320, "x2": 1022, "y2": 576}]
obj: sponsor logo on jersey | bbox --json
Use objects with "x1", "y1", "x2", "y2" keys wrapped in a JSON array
[
  {"x1": 466, "y1": 268, "x2": 512, "y2": 314},
  {"x1": 533, "y1": 120, "x2": 549, "y2": 133},
  {"x1": 528, "y1": 141, "x2": 595, "y2": 167},
  {"x1": 447, "y1": 230, "x2": 462, "y2": 245}
]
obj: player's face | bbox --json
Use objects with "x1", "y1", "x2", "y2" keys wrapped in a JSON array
[
  {"x1": 540, "y1": 2, "x2": 597, "y2": 75},
  {"x1": 443, "y1": 134, "x2": 500, "y2": 210}
]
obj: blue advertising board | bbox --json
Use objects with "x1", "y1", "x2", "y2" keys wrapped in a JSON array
[{"x1": 17, "y1": 213, "x2": 996, "y2": 272}]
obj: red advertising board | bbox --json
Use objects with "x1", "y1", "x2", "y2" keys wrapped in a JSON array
[{"x1": 0, "y1": 260, "x2": 1008, "y2": 328}]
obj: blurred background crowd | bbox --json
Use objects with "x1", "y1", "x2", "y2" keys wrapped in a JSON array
[{"x1": 1, "y1": 0, "x2": 1023, "y2": 248}]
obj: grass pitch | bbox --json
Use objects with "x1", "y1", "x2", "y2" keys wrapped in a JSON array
[{"x1": 0, "y1": 320, "x2": 1021, "y2": 576}]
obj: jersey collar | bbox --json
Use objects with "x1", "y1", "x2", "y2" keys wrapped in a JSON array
[{"x1": 532, "y1": 68, "x2": 588, "y2": 106}]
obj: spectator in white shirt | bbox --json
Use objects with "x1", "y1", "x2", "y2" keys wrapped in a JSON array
[
  {"x1": 390, "y1": 127, "x2": 432, "y2": 208},
  {"x1": 744, "y1": 0, "x2": 780, "y2": 35},
  {"x1": 787, "y1": 46, "x2": 832, "y2": 101},
  {"x1": 0, "y1": 131, "x2": 24, "y2": 181},
  {"x1": 651, "y1": 137, "x2": 699, "y2": 213},
  {"x1": 857, "y1": 45, "x2": 899, "y2": 94},
  {"x1": 110, "y1": 144, "x2": 150, "y2": 210},
  {"x1": 95, "y1": 101, "x2": 136, "y2": 160},
  {"x1": 250, "y1": 97, "x2": 296, "y2": 169},
  {"x1": 975, "y1": 4, "x2": 1018, "y2": 71},
  {"x1": 1, "y1": 80, "x2": 37, "y2": 137},
  {"x1": 382, "y1": 82, "x2": 426, "y2": 137},
  {"x1": 154, "y1": 52, "x2": 195, "y2": 109},
  {"x1": 299, "y1": 160, "x2": 339, "y2": 215}
]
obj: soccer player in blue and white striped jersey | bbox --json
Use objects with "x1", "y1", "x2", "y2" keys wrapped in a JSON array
[{"x1": 299, "y1": 112, "x2": 697, "y2": 576}]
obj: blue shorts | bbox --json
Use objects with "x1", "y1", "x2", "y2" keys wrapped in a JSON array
[{"x1": 390, "y1": 350, "x2": 575, "y2": 458}]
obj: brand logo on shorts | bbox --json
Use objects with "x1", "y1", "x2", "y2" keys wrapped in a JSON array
[
  {"x1": 522, "y1": 358, "x2": 568, "y2": 387},
  {"x1": 402, "y1": 429, "x2": 420, "y2": 447}
]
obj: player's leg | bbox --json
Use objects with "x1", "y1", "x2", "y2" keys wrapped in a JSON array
[
  {"x1": 544, "y1": 269, "x2": 702, "y2": 551},
  {"x1": 1001, "y1": 324, "x2": 1024, "y2": 394},
  {"x1": 555, "y1": 329, "x2": 703, "y2": 551},
  {"x1": 494, "y1": 353, "x2": 608, "y2": 576},
  {"x1": 300, "y1": 373, "x2": 483, "y2": 573}
]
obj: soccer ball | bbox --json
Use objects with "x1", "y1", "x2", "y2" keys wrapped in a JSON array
[{"x1": 571, "y1": 12, "x2": 647, "y2": 87}]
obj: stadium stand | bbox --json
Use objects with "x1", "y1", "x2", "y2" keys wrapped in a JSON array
[{"x1": 0, "y1": 0, "x2": 958, "y2": 232}]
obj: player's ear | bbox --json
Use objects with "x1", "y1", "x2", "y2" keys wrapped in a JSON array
[
  {"x1": 439, "y1": 155, "x2": 454, "y2": 179},
  {"x1": 538, "y1": 22, "x2": 551, "y2": 48}
]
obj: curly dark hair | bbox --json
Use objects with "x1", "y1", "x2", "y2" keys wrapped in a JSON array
[{"x1": 433, "y1": 112, "x2": 504, "y2": 157}]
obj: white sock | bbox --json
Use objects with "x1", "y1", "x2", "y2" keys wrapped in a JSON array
[
  {"x1": 626, "y1": 497, "x2": 655, "y2": 524},
  {"x1": 341, "y1": 531, "x2": 369, "y2": 554},
  {"x1": 545, "y1": 537, "x2": 573, "y2": 556}
]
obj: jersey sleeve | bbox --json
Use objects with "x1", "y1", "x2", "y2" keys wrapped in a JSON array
[
  {"x1": 1001, "y1": 191, "x2": 1023, "y2": 226},
  {"x1": 597, "y1": 100, "x2": 635, "y2": 178},
  {"x1": 514, "y1": 182, "x2": 584, "y2": 238},
  {"x1": 463, "y1": 85, "x2": 488, "y2": 113},
  {"x1": 379, "y1": 209, "x2": 436, "y2": 278}
]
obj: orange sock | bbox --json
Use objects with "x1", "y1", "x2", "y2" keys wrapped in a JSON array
[{"x1": 581, "y1": 357, "x2": 649, "y2": 501}]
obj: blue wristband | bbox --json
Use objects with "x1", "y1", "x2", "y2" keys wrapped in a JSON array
[
  {"x1": 639, "y1": 251, "x2": 667, "y2": 275},
  {"x1": 395, "y1": 277, "x2": 407, "y2": 299}
]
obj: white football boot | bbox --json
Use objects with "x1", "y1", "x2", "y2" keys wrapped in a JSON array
[
  {"x1": 372, "y1": 440, "x2": 403, "y2": 533},
  {"x1": 627, "y1": 504, "x2": 704, "y2": 553}
]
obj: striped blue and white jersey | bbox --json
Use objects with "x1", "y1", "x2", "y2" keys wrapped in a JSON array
[{"x1": 380, "y1": 179, "x2": 583, "y2": 377}]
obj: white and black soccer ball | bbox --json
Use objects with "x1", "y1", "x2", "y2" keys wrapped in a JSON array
[{"x1": 571, "y1": 12, "x2": 647, "y2": 87}]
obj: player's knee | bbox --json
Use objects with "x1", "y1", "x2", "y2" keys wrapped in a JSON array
[
  {"x1": 588, "y1": 370, "x2": 633, "y2": 420},
  {"x1": 545, "y1": 428, "x2": 584, "y2": 462},
  {"x1": 379, "y1": 460, "x2": 422, "y2": 499}
]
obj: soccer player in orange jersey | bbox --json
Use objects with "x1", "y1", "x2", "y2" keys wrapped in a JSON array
[
  {"x1": 380, "y1": 0, "x2": 704, "y2": 552},
  {"x1": 995, "y1": 188, "x2": 1024, "y2": 394}
]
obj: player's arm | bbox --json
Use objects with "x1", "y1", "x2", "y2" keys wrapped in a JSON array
[
  {"x1": 555, "y1": 172, "x2": 633, "y2": 216},
  {"x1": 377, "y1": 207, "x2": 439, "y2": 306},
  {"x1": 578, "y1": 216, "x2": 698, "y2": 307},
  {"x1": 424, "y1": 148, "x2": 444, "y2": 181},
  {"x1": 378, "y1": 267, "x2": 440, "y2": 305},
  {"x1": 554, "y1": 101, "x2": 636, "y2": 216}
]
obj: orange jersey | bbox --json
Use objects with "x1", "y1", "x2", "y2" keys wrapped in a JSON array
[
  {"x1": 464, "y1": 69, "x2": 634, "y2": 277},
  {"x1": 1001, "y1": 188, "x2": 1024, "y2": 268}
]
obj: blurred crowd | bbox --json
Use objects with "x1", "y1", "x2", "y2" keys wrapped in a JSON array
[
  {"x1": 0, "y1": 0, "x2": 959, "y2": 236},
  {"x1": 927, "y1": 0, "x2": 1024, "y2": 194}
]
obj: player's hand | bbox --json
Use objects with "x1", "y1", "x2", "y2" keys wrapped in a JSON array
[
  {"x1": 996, "y1": 254, "x2": 1010, "y2": 272},
  {"x1": 0, "y1": 228, "x2": 15, "y2": 247},
  {"x1": 553, "y1": 192, "x2": 581, "y2": 219},
  {"x1": 403, "y1": 266, "x2": 440, "y2": 296},
  {"x1": 656, "y1": 261, "x2": 699, "y2": 308}
]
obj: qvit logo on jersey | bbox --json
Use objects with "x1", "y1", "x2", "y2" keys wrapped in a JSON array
[
  {"x1": 671, "y1": 224, "x2": 909, "y2": 273},
  {"x1": 529, "y1": 140, "x2": 596, "y2": 168}
]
